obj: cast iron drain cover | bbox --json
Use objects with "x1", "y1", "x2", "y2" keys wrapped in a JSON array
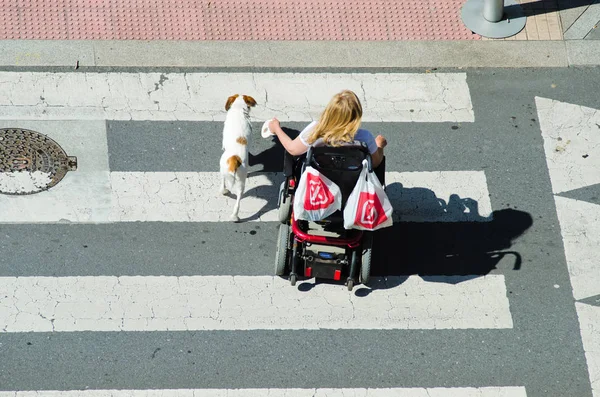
[{"x1": 0, "y1": 128, "x2": 77, "y2": 195}]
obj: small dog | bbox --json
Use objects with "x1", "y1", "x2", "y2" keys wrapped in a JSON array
[{"x1": 220, "y1": 94, "x2": 257, "y2": 222}]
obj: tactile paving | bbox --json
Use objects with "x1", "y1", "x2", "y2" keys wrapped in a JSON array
[{"x1": 0, "y1": 0, "x2": 480, "y2": 40}]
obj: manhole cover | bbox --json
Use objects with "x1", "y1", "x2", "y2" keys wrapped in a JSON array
[{"x1": 0, "y1": 128, "x2": 77, "y2": 195}]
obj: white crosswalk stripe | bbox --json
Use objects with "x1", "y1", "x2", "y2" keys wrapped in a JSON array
[
  {"x1": 0, "y1": 387, "x2": 528, "y2": 396},
  {"x1": 0, "y1": 275, "x2": 512, "y2": 332},
  {"x1": 537, "y1": 97, "x2": 600, "y2": 397},
  {"x1": 536, "y1": 97, "x2": 600, "y2": 195},
  {"x1": 0, "y1": 171, "x2": 493, "y2": 223},
  {"x1": 0, "y1": 72, "x2": 474, "y2": 122}
]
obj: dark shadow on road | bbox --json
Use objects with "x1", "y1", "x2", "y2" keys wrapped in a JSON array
[
  {"x1": 353, "y1": 205, "x2": 532, "y2": 296},
  {"x1": 371, "y1": 206, "x2": 532, "y2": 279},
  {"x1": 293, "y1": 182, "x2": 533, "y2": 294},
  {"x1": 505, "y1": 0, "x2": 595, "y2": 18},
  {"x1": 368, "y1": 181, "x2": 532, "y2": 285},
  {"x1": 237, "y1": 127, "x2": 301, "y2": 222},
  {"x1": 354, "y1": 204, "x2": 531, "y2": 296}
]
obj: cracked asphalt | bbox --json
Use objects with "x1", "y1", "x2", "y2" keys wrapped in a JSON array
[{"x1": 0, "y1": 66, "x2": 599, "y2": 397}]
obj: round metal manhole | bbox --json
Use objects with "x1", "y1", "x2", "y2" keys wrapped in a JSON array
[{"x1": 0, "y1": 128, "x2": 77, "y2": 195}]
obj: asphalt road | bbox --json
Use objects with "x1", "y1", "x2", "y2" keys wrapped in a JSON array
[{"x1": 1, "y1": 66, "x2": 599, "y2": 397}]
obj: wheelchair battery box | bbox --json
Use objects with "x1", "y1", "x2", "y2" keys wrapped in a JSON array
[{"x1": 303, "y1": 244, "x2": 347, "y2": 280}]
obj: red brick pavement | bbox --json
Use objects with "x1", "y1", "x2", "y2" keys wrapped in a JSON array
[{"x1": 0, "y1": 0, "x2": 482, "y2": 40}]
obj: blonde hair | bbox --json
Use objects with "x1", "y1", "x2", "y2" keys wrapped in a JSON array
[{"x1": 306, "y1": 90, "x2": 363, "y2": 146}]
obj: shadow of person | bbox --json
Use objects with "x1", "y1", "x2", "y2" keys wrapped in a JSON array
[
  {"x1": 357, "y1": 186, "x2": 532, "y2": 296},
  {"x1": 446, "y1": 194, "x2": 489, "y2": 222},
  {"x1": 371, "y1": 181, "x2": 533, "y2": 285}
]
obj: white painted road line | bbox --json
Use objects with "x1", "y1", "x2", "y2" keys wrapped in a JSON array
[
  {"x1": 576, "y1": 303, "x2": 600, "y2": 397},
  {"x1": 0, "y1": 72, "x2": 474, "y2": 122},
  {"x1": 553, "y1": 196, "x2": 600, "y2": 301},
  {"x1": 110, "y1": 172, "x2": 283, "y2": 222},
  {"x1": 386, "y1": 171, "x2": 493, "y2": 222},
  {"x1": 0, "y1": 275, "x2": 513, "y2": 332},
  {"x1": 0, "y1": 387, "x2": 528, "y2": 397},
  {"x1": 536, "y1": 97, "x2": 600, "y2": 195},
  {"x1": 537, "y1": 97, "x2": 600, "y2": 397},
  {"x1": 0, "y1": 171, "x2": 493, "y2": 223}
]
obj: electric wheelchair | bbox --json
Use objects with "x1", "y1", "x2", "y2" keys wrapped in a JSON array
[{"x1": 274, "y1": 143, "x2": 385, "y2": 291}]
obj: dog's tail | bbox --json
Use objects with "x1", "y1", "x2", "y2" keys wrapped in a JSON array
[
  {"x1": 227, "y1": 155, "x2": 242, "y2": 174},
  {"x1": 226, "y1": 155, "x2": 243, "y2": 186}
]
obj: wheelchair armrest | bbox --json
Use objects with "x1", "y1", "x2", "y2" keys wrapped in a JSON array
[{"x1": 283, "y1": 151, "x2": 295, "y2": 177}]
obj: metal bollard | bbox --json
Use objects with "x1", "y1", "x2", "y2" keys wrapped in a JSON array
[
  {"x1": 483, "y1": 0, "x2": 504, "y2": 23},
  {"x1": 461, "y1": 0, "x2": 526, "y2": 38}
]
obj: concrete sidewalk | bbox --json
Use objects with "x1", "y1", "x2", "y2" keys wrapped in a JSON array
[
  {"x1": 0, "y1": 0, "x2": 598, "y2": 67},
  {"x1": 0, "y1": 40, "x2": 597, "y2": 68}
]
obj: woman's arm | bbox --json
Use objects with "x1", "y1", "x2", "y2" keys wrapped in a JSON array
[
  {"x1": 371, "y1": 135, "x2": 387, "y2": 169},
  {"x1": 269, "y1": 118, "x2": 310, "y2": 157}
]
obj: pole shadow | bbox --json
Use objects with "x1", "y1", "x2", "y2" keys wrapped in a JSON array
[{"x1": 505, "y1": 0, "x2": 595, "y2": 18}]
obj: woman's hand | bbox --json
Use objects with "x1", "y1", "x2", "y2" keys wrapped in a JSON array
[
  {"x1": 376, "y1": 135, "x2": 387, "y2": 149},
  {"x1": 267, "y1": 117, "x2": 309, "y2": 157},
  {"x1": 371, "y1": 135, "x2": 387, "y2": 169},
  {"x1": 269, "y1": 118, "x2": 281, "y2": 133}
]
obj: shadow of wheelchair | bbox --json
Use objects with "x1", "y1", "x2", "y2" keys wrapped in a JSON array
[{"x1": 361, "y1": 182, "x2": 533, "y2": 294}]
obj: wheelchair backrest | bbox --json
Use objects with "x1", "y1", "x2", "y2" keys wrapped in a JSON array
[{"x1": 304, "y1": 142, "x2": 372, "y2": 206}]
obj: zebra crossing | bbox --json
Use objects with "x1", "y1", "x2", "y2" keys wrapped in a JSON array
[
  {"x1": 536, "y1": 96, "x2": 600, "y2": 397},
  {"x1": 1, "y1": 69, "x2": 596, "y2": 396}
]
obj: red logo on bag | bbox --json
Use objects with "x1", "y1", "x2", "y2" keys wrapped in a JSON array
[
  {"x1": 355, "y1": 192, "x2": 387, "y2": 228},
  {"x1": 304, "y1": 172, "x2": 334, "y2": 210}
]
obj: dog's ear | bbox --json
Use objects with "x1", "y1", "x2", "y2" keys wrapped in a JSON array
[
  {"x1": 225, "y1": 94, "x2": 239, "y2": 111},
  {"x1": 243, "y1": 95, "x2": 257, "y2": 108}
]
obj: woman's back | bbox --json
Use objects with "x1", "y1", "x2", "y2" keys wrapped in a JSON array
[{"x1": 298, "y1": 121, "x2": 378, "y2": 154}]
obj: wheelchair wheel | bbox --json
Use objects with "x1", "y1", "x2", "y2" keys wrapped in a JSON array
[
  {"x1": 346, "y1": 278, "x2": 354, "y2": 291},
  {"x1": 275, "y1": 224, "x2": 290, "y2": 276},
  {"x1": 278, "y1": 182, "x2": 293, "y2": 224},
  {"x1": 359, "y1": 232, "x2": 373, "y2": 285}
]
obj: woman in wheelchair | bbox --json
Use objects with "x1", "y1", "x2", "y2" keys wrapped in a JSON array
[
  {"x1": 268, "y1": 90, "x2": 387, "y2": 182},
  {"x1": 268, "y1": 90, "x2": 388, "y2": 290}
]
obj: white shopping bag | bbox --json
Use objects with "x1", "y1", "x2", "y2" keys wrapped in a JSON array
[
  {"x1": 343, "y1": 160, "x2": 393, "y2": 230},
  {"x1": 293, "y1": 166, "x2": 342, "y2": 221}
]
